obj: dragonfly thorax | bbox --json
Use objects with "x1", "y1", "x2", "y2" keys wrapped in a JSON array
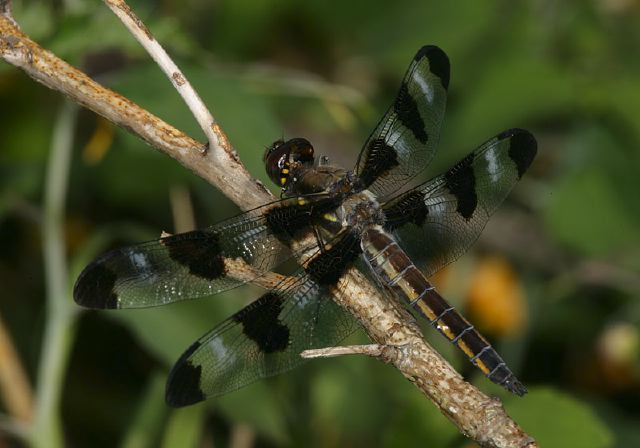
[{"x1": 337, "y1": 190, "x2": 384, "y2": 234}]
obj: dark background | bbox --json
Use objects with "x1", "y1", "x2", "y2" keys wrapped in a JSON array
[{"x1": 1, "y1": 0, "x2": 639, "y2": 447}]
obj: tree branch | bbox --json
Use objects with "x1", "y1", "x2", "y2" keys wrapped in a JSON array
[
  {"x1": 0, "y1": 3, "x2": 536, "y2": 447},
  {"x1": 103, "y1": 0, "x2": 223, "y2": 152},
  {"x1": 0, "y1": 11, "x2": 270, "y2": 210}
]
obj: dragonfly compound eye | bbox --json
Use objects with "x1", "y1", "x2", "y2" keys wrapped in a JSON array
[{"x1": 264, "y1": 138, "x2": 315, "y2": 188}]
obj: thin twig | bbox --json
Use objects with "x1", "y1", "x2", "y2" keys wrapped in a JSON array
[
  {"x1": 103, "y1": 0, "x2": 224, "y2": 152},
  {"x1": 32, "y1": 101, "x2": 80, "y2": 448},
  {"x1": 0, "y1": 4, "x2": 537, "y2": 447}
]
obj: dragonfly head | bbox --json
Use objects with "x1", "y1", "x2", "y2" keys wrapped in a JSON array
[{"x1": 264, "y1": 138, "x2": 315, "y2": 192}]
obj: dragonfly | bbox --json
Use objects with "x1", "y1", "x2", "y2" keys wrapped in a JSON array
[{"x1": 74, "y1": 45, "x2": 536, "y2": 407}]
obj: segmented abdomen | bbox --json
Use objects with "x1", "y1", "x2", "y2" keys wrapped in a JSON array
[{"x1": 361, "y1": 225, "x2": 526, "y2": 396}]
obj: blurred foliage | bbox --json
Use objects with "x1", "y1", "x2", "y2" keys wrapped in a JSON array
[{"x1": 1, "y1": 0, "x2": 640, "y2": 447}]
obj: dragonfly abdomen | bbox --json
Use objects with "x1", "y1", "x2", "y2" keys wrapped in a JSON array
[{"x1": 361, "y1": 225, "x2": 526, "y2": 396}]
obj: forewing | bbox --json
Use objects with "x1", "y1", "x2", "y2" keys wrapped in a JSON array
[
  {"x1": 73, "y1": 195, "x2": 336, "y2": 309},
  {"x1": 382, "y1": 128, "x2": 537, "y2": 277},
  {"x1": 354, "y1": 45, "x2": 449, "y2": 197},
  {"x1": 165, "y1": 231, "x2": 363, "y2": 406}
]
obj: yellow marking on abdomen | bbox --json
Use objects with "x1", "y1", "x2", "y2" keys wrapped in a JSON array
[
  {"x1": 414, "y1": 301, "x2": 437, "y2": 321},
  {"x1": 436, "y1": 320, "x2": 455, "y2": 339},
  {"x1": 475, "y1": 358, "x2": 491, "y2": 375},
  {"x1": 404, "y1": 288, "x2": 419, "y2": 301},
  {"x1": 394, "y1": 278, "x2": 419, "y2": 300},
  {"x1": 380, "y1": 260, "x2": 400, "y2": 280},
  {"x1": 457, "y1": 339, "x2": 474, "y2": 358}
]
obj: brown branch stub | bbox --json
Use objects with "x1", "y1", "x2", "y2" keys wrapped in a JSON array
[
  {"x1": 301, "y1": 344, "x2": 388, "y2": 359},
  {"x1": 223, "y1": 258, "x2": 287, "y2": 290},
  {"x1": 0, "y1": 7, "x2": 536, "y2": 446}
]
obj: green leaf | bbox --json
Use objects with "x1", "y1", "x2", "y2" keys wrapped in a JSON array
[
  {"x1": 46, "y1": 7, "x2": 197, "y2": 63},
  {"x1": 546, "y1": 168, "x2": 639, "y2": 256},
  {"x1": 13, "y1": 1, "x2": 54, "y2": 42},
  {"x1": 446, "y1": 56, "x2": 575, "y2": 154},
  {"x1": 506, "y1": 388, "x2": 613, "y2": 448},
  {"x1": 544, "y1": 127, "x2": 640, "y2": 259},
  {"x1": 310, "y1": 360, "x2": 388, "y2": 438},
  {"x1": 381, "y1": 378, "x2": 459, "y2": 447},
  {"x1": 121, "y1": 373, "x2": 168, "y2": 448},
  {"x1": 215, "y1": 382, "x2": 291, "y2": 445},
  {"x1": 162, "y1": 402, "x2": 206, "y2": 448}
]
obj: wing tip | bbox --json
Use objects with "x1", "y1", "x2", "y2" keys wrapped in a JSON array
[
  {"x1": 498, "y1": 128, "x2": 538, "y2": 179},
  {"x1": 73, "y1": 262, "x2": 120, "y2": 309},
  {"x1": 165, "y1": 340, "x2": 206, "y2": 407},
  {"x1": 415, "y1": 45, "x2": 450, "y2": 90}
]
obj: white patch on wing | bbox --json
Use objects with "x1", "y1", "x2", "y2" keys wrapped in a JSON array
[
  {"x1": 412, "y1": 70, "x2": 434, "y2": 103},
  {"x1": 387, "y1": 126, "x2": 410, "y2": 158},
  {"x1": 425, "y1": 197, "x2": 447, "y2": 216},
  {"x1": 129, "y1": 250, "x2": 150, "y2": 270},
  {"x1": 208, "y1": 338, "x2": 235, "y2": 365},
  {"x1": 294, "y1": 282, "x2": 320, "y2": 311},
  {"x1": 484, "y1": 145, "x2": 500, "y2": 183}
]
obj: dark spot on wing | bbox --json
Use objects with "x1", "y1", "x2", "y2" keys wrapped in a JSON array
[
  {"x1": 165, "y1": 340, "x2": 205, "y2": 407},
  {"x1": 305, "y1": 232, "x2": 361, "y2": 287},
  {"x1": 163, "y1": 230, "x2": 225, "y2": 280},
  {"x1": 501, "y1": 128, "x2": 537, "y2": 179},
  {"x1": 415, "y1": 45, "x2": 450, "y2": 90},
  {"x1": 264, "y1": 199, "x2": 336, "y2": 241},
  {"x1": 395, "y1": 82, "x2": 428, "y2": 144},
  {"x1": 73, "y1": 261, "x2": 119, "y2": 309},
  {"x1": 444, "y1": 152, "x2": 477, "y2": 220},
  {"x1": 383, "y1": 190, "x2": 428, "y2": 231},
  {"x1": 264, "y1": 202, "x2": 312, "y2": 240},
  {"x1": 359, "y1": 139, "x2": 399, "y2": 188},
  {"x1": 234, "y1": 292, "x2": 290, "y2": 353}
]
